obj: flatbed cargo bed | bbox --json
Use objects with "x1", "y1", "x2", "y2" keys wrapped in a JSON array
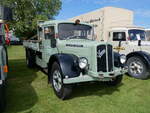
[{"x1": 23, "y1": 40, "x2": 40, "y2": 51}]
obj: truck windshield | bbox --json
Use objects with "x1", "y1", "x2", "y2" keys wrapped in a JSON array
[
  {"x1": 128, "y1": 29, "x2": 146, "y2": 41},
  {"x1": 58, "y1": 23, "x2": 93, "y2": 40}
]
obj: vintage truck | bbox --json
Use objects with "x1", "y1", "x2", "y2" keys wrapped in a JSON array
[
  {"x1": 0, "y1": 6, "x2": 12, "y2": 112},
  {"x1": 23, "y1": 20, "x2": 127, "y2": 99},
  {"x1": 108, "y1": 26, "x2": 150, "y2": 79},
  {"x1": 70, "y1": 7, "x2": 150, "y2": 79}
]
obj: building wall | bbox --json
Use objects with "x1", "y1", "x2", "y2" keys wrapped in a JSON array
[{"x1": 69, "y1": 7, "x2": 134, "y2": 41}]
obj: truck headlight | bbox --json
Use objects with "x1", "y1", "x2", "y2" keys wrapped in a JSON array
[
  {"x1": 120, "y1": 54, "x2": 126, "y2": 64},
  {"x1": 79, "y1": 57, "x2": 88, "y2": 69}
]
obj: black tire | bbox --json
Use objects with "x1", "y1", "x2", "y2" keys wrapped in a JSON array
[
  {"x1": 127, "y1": 56, "x2": 149, "y2": 79},
  {"x1": 26, "y1": 49, "x2": 35, "y2": 68},
  {"x1": 106, "y1": 75, "x2": 123, "y2": 86},
  {"x1": 0, "y1": 82, "x2": 6, "y2": 113},
  {"x1": 50, "y1": 62, "x2": 72, "y2": 100}
]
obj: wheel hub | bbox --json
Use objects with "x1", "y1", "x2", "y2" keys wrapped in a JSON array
[
  {"x1": 53, "y1": 70, "x2": 62, "y2": 92},
  {"x1": 129, "y1": 61, "x2": 143, "y2": 76}
]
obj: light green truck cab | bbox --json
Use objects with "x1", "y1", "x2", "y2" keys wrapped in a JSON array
[{"x1": 23, "y1": 20, "x2": 127, "y2": 99}]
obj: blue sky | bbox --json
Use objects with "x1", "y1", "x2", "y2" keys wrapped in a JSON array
[{"x1": 56, "y1": 0, "x2": 150, "y2": 28}]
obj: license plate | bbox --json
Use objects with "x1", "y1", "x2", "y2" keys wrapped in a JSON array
[{"x1": 0, "y1": 80, "x2": 2, "y2": 85}]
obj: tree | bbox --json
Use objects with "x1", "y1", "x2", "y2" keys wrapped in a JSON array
[{"x1": 0, "y1": 0, "x2": 62, "y2": 38}]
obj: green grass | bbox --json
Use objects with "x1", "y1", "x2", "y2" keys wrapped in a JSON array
[{"x1": 4, "y1": 46, "x2": 150, "y2": 113}]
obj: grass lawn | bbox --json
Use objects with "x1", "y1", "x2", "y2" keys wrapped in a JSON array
[{"x1": 4, "y1": 46, "x2": 150, "y2": 113}]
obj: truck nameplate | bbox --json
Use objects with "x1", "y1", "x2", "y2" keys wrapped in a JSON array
[{"x1": 66, "y1": 44, "x2": 83, "y2": 48}]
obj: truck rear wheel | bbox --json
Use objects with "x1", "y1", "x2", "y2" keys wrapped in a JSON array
[
  {"x1": 127, "y1": 56, "x2": 149, "y2": 79},
  {"x1": 50, "y1": 62, "x2": 72, "y2": 100},
  {"x1": 106, "y1": 75, "x2": 123, "y2": 86},
  {"x1": 26, "y1": 49, "x2": 35, "y2": 68}
]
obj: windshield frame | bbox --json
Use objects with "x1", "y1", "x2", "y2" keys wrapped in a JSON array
[{"x1": 58, "y1": 23, "x2": 94, "y2": 40}]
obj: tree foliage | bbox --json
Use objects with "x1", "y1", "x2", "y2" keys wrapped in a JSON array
[{"x1": 0, "y1": 0, "x2": 62, "y2": 38}]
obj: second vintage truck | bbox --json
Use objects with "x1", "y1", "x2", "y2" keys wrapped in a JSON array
[{"x1": 23, "y1": 20, "x2": 127, "y2": 99}]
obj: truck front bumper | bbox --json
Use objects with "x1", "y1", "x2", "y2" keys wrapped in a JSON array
[{"x1": 63, "y1": 67, "x2": 127, "y2": 84}]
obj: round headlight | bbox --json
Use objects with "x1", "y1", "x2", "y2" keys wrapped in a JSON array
[
  {"x1": 120, "y1": 54, "x2": 126, "y2": 64},
  {"x1": 79, "y1": 57, "x2": 88, "y2": 69}
]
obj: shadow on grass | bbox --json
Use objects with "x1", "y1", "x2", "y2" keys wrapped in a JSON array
[
  {"x1": 71, "y1": 81, "x2": 123, "y2": 98},
  {"x1": 5, "y1": 59, "x2": 38, "y2": 113}
]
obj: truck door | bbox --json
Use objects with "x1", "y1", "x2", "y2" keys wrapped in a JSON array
[
  {"x1": 43, "y1": 26, "x2": 56, "y2": 48},
  {"x1": 42, "y1": 26, "x2": 57, "y2": 63}
]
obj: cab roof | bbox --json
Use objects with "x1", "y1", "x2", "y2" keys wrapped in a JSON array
[{"x1": 38, "y1": 20, "x2": 92, "y2": 27}]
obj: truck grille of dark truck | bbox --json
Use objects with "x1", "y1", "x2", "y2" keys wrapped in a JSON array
[{"x1": 97, "y1": 44, "x2": 113, "y2": 72}]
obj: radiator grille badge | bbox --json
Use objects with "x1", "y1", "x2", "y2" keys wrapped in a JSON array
[{"x1": 97, "y1": 49, "x2": 106, "y2": 58}]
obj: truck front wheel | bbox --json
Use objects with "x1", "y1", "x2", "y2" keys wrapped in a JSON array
[
  {"x1": 127, "y1": 56, "x2": 149, "y2": 79},
  {"x1": 106, "y1": 75, "x2": 123, "y2": 86},
  {"x1": 51, "y1": 62, "x2": 72, "y2": 100}
]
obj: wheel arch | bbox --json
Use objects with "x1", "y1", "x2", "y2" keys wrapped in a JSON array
[{"x1": 48, "y1": 53, "x2": 81, "y2": 82}]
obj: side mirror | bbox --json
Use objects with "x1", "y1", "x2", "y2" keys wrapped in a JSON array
[
  {"x1": 136, "y1": 34, "x2": 141, "y2": 46},
  {"x1": 138, "y1": 40, "x2": 141, "y2": 46}
]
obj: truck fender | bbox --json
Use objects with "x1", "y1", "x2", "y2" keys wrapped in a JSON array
[
  {"x1": 127, "y1": 51, "x2": 150, "y2": 69},
  {"x1": 48, "y1": 54, "x2": 81, "y2": 80}
]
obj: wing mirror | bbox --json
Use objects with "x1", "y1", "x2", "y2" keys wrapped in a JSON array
[
  {"x1": 138, "y1": 40, "x2": 141, "y2": 46},
  {"x1": 136, "y1": 34, "x2": 141, "y2": 46}
]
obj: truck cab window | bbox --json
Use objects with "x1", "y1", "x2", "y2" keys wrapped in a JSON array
[
  {"x1": 38, "y1": 27, "x2": 43, "y2": 40},
  {"x1": 113, "y1": 32, "x2": 126, "y2": 41},
  {"x1": 44, "y1": 26, "x2": 55, "y2": 39}
]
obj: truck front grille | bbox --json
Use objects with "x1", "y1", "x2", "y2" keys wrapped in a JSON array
[{"x1": 97, "y1": 44, "x2": 113, "y2": 72}]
